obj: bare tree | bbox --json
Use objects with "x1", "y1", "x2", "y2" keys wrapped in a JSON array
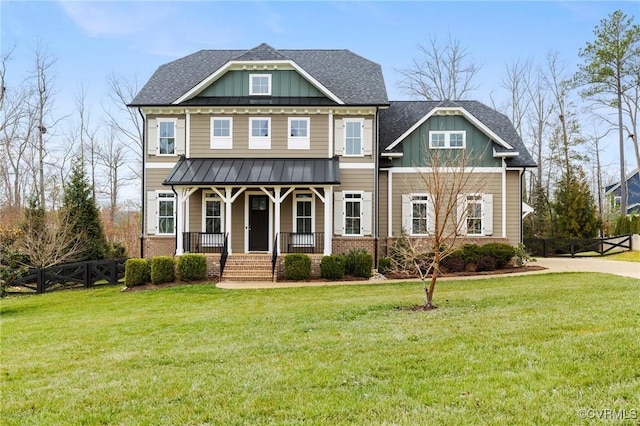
[
  {"x1": 97, "y1": 124, "x2": 132, "y2": 222},
  {"x1": 15, "y1": 211, "x2": 89, "y2": 268},
  {"x1": 544, "y1": 52, "x2": 585, "y2": 178},
  {"x1": 397, "y1": 34, "x2": 482, "y2": 100},
  {"x1": 501, "y1": 57, "x2": 534, "y2": 135},
  {"x1": 30, "y1": 41, "x2": 57, "y2": 208},
  {"x1": 389, "y1": 148, "x2": 486, "y2": 309},
  {"x1": 104, "y1": 73, "x2": 143, "y2": 179}
]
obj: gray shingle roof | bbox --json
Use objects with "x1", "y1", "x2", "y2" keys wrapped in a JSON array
[
  {"x1": 131, "y1": 43, "x2": 388, "y2": 106},
  {"x1": 379, "y1": 100, "x2": 537, "y2": 168}
]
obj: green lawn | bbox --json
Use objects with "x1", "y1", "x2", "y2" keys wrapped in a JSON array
[{"x1": 2, "y1": 274, "x2": 639, "y2": 425}]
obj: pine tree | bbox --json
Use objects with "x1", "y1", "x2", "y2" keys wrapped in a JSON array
[
  {"x1": 62, "y1": 159, "x2": 108, "y2": 260},
  {"x1": 554, "y1": 168, "x2": 599, "y2": 239}
]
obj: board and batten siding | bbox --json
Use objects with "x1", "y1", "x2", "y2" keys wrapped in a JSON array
[
  {"x1": 389, "y1": 171, "x2": 503, "y2": 238},
  {"x1": 395, "y1": 115, "x2": 501, "y2": 168},
  {"x1": 198, "y1": 70, "x2": 325, "y2": 98},
  {"x1": 189, "y1": 114, "x2": 328, "y2": 158}
]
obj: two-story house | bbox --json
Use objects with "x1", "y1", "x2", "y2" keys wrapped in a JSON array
[{"x1": 130, "y1": 44, "x2": 536, "y2": 279}]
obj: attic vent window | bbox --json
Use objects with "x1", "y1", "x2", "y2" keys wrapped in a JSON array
[{"x1": 250, "y1": 74, "x2": 271, "y2": 96}]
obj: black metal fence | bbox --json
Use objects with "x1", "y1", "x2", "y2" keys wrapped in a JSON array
[
  {"x1": 183, "y1": 232, "x2": 225, "y2": 253},
  {"x1": 523, "y1": 234, "x2": 632, "y2": 257},
  {"x1": 5, "y1": 258, "x2": 127, "y2": 294},
  {"x1": 279, "y1": 232, "x2": 324, "y2": 254}
]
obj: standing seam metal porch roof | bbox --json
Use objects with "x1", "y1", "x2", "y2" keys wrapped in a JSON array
[{"x1": 163, "y1": 157, "x2": 341, "y2": 186}]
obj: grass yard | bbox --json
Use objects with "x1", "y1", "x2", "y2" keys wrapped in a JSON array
[
  {"x1": 606, "y1": 250, "x2": 640, "y2": 263},
  {"x1": 1, "y1": 273, "x2": 639, "y2": 425}
]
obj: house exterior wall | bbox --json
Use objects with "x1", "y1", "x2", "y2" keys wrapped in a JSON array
[
  {"x1": 397, "y1": 115, "x2": 500, "y2": 168},
  {"x1": 200, "y1": 70, "x2": 324, "y2": 97}
]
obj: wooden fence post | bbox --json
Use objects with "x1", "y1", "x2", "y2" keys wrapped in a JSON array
[{"x1": 84, "y1": 262, "x2": 92, "y2": 289}]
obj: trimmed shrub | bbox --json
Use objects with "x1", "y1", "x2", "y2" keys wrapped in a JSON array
[
  {"x1": 176, "y1": 254, "x2": 207, "y2": 281},
  {"x1": 459, "y1": 244, "x2": 482, "y2": 264},
  {"x1": 475, "y1": 255, "x2": 496, "y2": 272},
  {"x1": 440, "y1": 251, "x2": 466, "y2": 273},
  {"x1": 151, "y1": 256, "x2": 175, "y2": 284},
  {"x1": 343, "y1": 249, "x2": 366, "y2": 276},
  {"x1": 284, "y1": 254, "x2": 311, "y2": 280},
  {"x1": 377, "y1": 257, "x2": 392, "y2": 275},
  {"x1": 478, "y1": 243, "x2": 516, "y2": 269},
  {"x1": 353, "y1": 252, "x2": 373, "y2": 278},
  {"x1": 124, "y1": 258, "x2": 150, "y2": 287},
  {"x1": 320, "y1": 255, "x2": 345, "y2": 280}
]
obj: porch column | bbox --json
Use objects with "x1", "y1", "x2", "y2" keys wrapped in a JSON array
[
  {"x1": 324, "y1": 185, "x2": 333, "y2": 255},
  {"x1": 225, "y1": 187, "x2": 233, "y2": 254},
  {"x1": 274, "y1": 186, "x2": 281, "y2": 253},
  {"x1": 176, "y1": 190, "x2": 185, "y2": 255}
]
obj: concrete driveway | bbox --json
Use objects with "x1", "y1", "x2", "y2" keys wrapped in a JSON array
[{"x1": 532, "y1": 257, "x2": 640, "y2": 280}]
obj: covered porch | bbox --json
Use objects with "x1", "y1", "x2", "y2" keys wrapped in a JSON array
[{"x1": 163, "y1": 157, "x2": 340, "y2": 256}]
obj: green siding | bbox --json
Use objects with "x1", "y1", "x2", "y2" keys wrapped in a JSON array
[
  {"x1": 395, "y1": 115, "x2": 501, "y2": 168},
  {"x1": 199, "y1": 70, "x2": 325, "y2": 97}
]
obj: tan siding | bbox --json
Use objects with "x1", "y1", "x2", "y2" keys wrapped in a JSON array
[
  {"x1": 378, "y1": 172, "x2": 389, "y2": 239},
  {"x1": 505, "y1": 171, "x2": 521, "y2": 244},
  {"x1": 389, "y1": 172, "x2": 504, "y2": 237},
  {"x1": 188, "y1": 191, "x2": 203, "y2": 232},
  {"x1": 145, "y1": 169, "x2": 173, "y2": 191},
  {"x1": 281, "y1": 197, "x2": 293, "y2": 233},
  {"x1": 189, "y1": 114, "x2": 328, "y2": 158},
  {"x1": 337, "y1": 169, "x2": 375, "y2": 193},
  {"x1": 231, "y1": 196, "x2": 245, "y2": 253}
]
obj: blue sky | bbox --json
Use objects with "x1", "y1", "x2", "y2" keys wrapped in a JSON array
[{"x1": 3, "y1": 1, "x2": 638, "y2": 108}]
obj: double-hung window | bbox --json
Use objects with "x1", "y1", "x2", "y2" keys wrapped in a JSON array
[
  {"x1": 344, "y1": 192, "x2": 362, "y2": 235},
  {"x1": 411, "y1": 195, "x2": 430, "y2": 235},
  {"x1": 250, "y1": 74, "x2": 271, "y2": 96},
  {"x1": 466, "y1": 195, "x2": 483, "y2": 235},
  {"x1": 429, "y1": 131, "x2": 466, "y2": 149},
  {"x1": 157, "y1": 192, "x2": 175, "y2": 234},
  {"x1": 158, "y1": 120, "x2": 176, "y2": 155},
  {"x1": 294, "y1": 193, "x2": 314, "y2": 233},
  {"x1": 458, "y1": 193, "x2": 493, "y2": 236},
  {"x1": 288, "y1": 117, "x2": 310, "y2": 149},
  {"x1": 249, "y1": 117, "x2": 271, "y2": 149},
  {"x1": 210, "y1": 117, "x2": 233, "y2": 149},
  {"x1": 204, "y1": 193, "x2": 223, "y2": 234},
  {"x1": 344, "y1": 119, "x2": 363, "y2": 156}
]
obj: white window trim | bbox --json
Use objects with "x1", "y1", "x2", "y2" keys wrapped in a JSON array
[
  {"x1": 292, "y1": 191, "x2": 315, "y2": 234},
  {"x1": 343, "y1": 118, "x2": 364, "y2": 157},
  {"x1": 249, "y1": 73, "x2": 272, "y2": 96},
  {"x1": 343, "y1": 191, "x2": 364, "y2": 236},
  {"x1": 409, "y1": 194, "x2": 430, "y2": 236},
  {"x1": 157, "y1": 118, "x2": 177, "y2": 156},
  {"x1": 157, "y1": 191, "x2": 176, "y2": 235},
  {"x1": 249, "y1": 117, "x2": 271, "y2": 149},
  {"x1": 288, "y1": 117, "x2": 310, "y2": 150},
  {"x1": 465, "y1": 194, "x2": 484, "y2": 236},
  {"x1": 202, "y1": 192, "x2": 225, "y2": 233},
  {"x1": 429, "y1": 130, "x2": 466, "y2": 149},
  {"x1": 210, "y1": 117, "x2": 233, "y2": 149}
]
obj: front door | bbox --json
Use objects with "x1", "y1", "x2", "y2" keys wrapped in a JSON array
[{"x1": 249, "y1": 195, "x2": 269, "y2": 251}]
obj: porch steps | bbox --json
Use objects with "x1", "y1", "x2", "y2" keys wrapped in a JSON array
[{"x1": 221, "y1": 254, "x2": 276, "y2": 282}]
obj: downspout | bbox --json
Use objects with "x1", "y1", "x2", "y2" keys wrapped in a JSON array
[
  {"x1": 138, "y1": 108, "x2": 146, "y2": 258},
  {"x1": 374, "y1": 108, "x2": 380, "y2": 268}
]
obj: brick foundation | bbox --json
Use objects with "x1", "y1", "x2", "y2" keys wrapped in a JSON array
[
  {"x1": 332, "y1": 237, "x2": 376, "y2": 256},
  {"x1": 383, "y1": 236, "x2": 510, "y2": 257},
  {"x1": 143, "y1": 237, "x2": 176, "y2": 258}
]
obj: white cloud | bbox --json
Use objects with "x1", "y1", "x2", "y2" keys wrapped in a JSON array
[{"x1": 58, "y1": 1, "x2": 170, "y2": 38}]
